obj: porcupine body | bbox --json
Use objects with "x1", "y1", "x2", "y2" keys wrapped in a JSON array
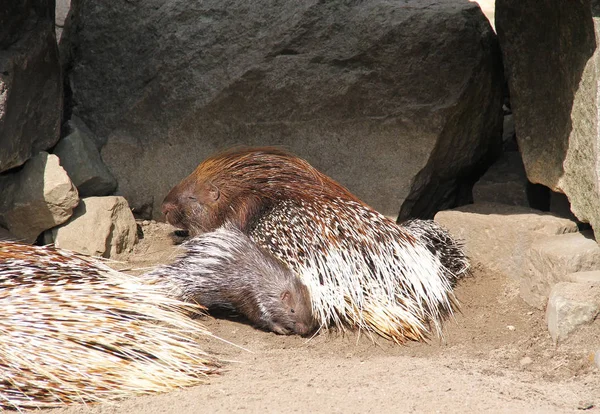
[
  {"x1": 162, "y1": 147, "x2": 470, "y2": 342},
  {"x1": 145, "y1": 226, "x2": 316, "y2": 336},
  {"x1": 0, "y1": 241, "x2": 219, "y2": 410}
]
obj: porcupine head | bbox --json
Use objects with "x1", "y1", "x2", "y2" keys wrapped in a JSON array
[{"x1": 162, "y1": 147, "x2": 355, "y2": 235}]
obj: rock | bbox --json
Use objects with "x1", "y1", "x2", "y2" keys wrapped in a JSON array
[
  {"x1": 0, "y1": 0, "x2": 63, "y2": 173},
  {"x1": 496, "y1": 0, "x2": 600, "y2": 240},
  {"x1": 519, "y1": 356, "x2": 532, "y2": 366},
  {"x1": 56, "y1": 0, "x2": 71, "y2": 43},
  {"x1": 64, "y1": 0, "x2": 503, "y2": 220},
  {"x1": 0, "y1": 226, "x2": 16, "y2": 241},
  {"x1": 566, "y1": 270, "x2": 600, "y2": 284},
  {"x1": 472, "y1": 151, "x2": 528, "y2": 207},
  {"x1": 53, "y1": 127, "x2": 117, "y2": 197},
  {"x1": 47, "y1": 196, "x2": 137, "y2": 258},
  {"x1": 435, "y1": 203, "x2": 578, "y2": 282},
  {"x1": 0, "y1": 152, "x2": 79, "y2": 243},
  {"x1": 66, "y1": 115, "x2": 105, "y2": 149},
  {"x1": 502, "y1": 114, "x2": 515, "y2": 148},
  {"x1": 523, "y1": 231, "x2": 600, "y2": 309},
  {"x1": 546, "y1": 281, "x2": 600, "y2": 343}
]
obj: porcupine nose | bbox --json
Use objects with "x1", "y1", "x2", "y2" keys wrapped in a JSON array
[{"x1": 294, "y1": 322, "x2": 310, "y2": 336}]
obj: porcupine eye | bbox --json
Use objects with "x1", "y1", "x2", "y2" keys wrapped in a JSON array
[{"x1": 290, "y1": 308, "x2": 295, "y2": 313}]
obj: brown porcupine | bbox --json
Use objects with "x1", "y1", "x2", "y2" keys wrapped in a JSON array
[
  {"x1": 0, "y1": 240, "x2": 219, "y2": 410},
  {"x1": 162, "y1": 147, "x2": 469, "y2": 343},
  {"x1": 145, "y1": 225, "x2": 317, "y2": 336}
]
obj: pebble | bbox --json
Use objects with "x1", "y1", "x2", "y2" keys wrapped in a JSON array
[
  {"x1": 507, "y1": 325, "x2": 516, "y2": 331},
  {"x1": 519, "y1": 356, "x2": 532, "y2": 366}
]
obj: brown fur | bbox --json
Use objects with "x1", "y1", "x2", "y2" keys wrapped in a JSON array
[{"x1": 162, "y1": 147, "x2": 366, "y2": 236}]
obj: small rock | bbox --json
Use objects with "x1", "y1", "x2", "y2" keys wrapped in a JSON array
[
  {"x1": 53, "y1": 126, "x2": 117, "y2": 197},
  {"x1": 546, "y1": 282, "x2": 600, "y2": 343},
  {"x1": 507, "y1": 325, "x2": 516, "y2": 331},
  {"x1": 519, "y1": 356, "x2": 532, "y2": 366},
  {"x1": 0, "y1": 152, "x2": 79, "y2": 243},
  {"x1": 48, "y1": 196, "x2": 137, "y2": 258},
  {"x1": 577, "y1": 401, "x2": 595, "y2": 411}
]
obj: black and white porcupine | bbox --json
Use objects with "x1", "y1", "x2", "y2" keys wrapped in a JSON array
[
  {"x1": 162, "y1": 147, "x2": 469, "y2": 343},
  {"x1": 145, "y1": 225, "x2": 317, "y2": 336},
  {"x1": 0, "y1": 241, "x2": 219, "y2": 410}
]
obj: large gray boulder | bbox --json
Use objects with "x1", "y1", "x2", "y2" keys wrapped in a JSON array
[
  {"x1": 63, "y1": 0, "x2": 503, "y2": 220},
  {"x1": 0, "y1": 0, "x2": 62, "y2": 173},
  {"x1": 496, "y1": 0, "x2": 600, "y2": 239}
]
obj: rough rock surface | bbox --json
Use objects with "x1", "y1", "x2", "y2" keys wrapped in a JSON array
[
  {"x1": 0, "y1": 0, "x2": 63, "y2": 173},
  {"x1": 523, "y1": 231, "x2": 600, "y2": 309},
  {"x1": 0, "y1": 226, "x2": 16, "y2": 241},
  {"x1": 566, "y1": 270, "x2": 600, "y2": 284},
  {"x1": 53, "y1": 126, "x2": 117, "y2": 197},
  {"x1": 546, "y1": 281, "x2": 600, "y2": 343},
  {"x1": 47, "y1": 196, "x2": 138, "y2": 258},
  {"x1": 434, "y1": 203, "x2": 578, "y2": 282},
  {"x1": 496, "y1": 0, "x2": 600, "y2": 239},
  {"x1": 63, "y1": 0, "x2": 503, "y2": 219},
  {"x1": 472, "y1": 151, "x2": 528, "y2": 206},
  {"x1": 66, "y1": 115, "x2": 104, "y2": 149},
  {"x1": 0, "y1": 152, "x2": 79, "y2": 243}
]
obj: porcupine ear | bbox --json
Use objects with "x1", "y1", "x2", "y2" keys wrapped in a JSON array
[
  {"x1": 281, "y1": 291, "x2": 295, "y2": 313},
  {"x1": 199, "y1": 182, "x2": 220, "y2": 203}
]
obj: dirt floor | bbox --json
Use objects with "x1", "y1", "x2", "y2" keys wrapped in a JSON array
[{"x1": 46, "y1": 221, "x2": 599, "y2": 414}]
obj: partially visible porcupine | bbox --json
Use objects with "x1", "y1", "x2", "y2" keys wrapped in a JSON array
[
  {"x1": 162, "y1": 147, "x2": 470, "y2": 343},
  {"x1": 145, "y1": 225, "x2": 317, "y2": 336},
  {"x1": 0, "y1": 241, "x2": 219, "y2": 410}
]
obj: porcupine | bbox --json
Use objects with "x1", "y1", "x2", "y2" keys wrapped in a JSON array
[
  {"x1": 0, "y1": 240, "x2": 219, "y2": 410},
  {"x1": 162, "y1": 147, "x2": 470, "y2": 343},
  {"x1": 146, "y1": 225, "x2": 316, "y2": 336}
]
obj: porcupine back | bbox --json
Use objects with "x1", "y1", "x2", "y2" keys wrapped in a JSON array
[
  {"x1": 162, "y1": 147, "x2": 470, "y2": 342},
  {"x1": 145, "y1": 226, "x2": 316, "y2": 336},
  {"x1": 0, "y1": 241, "x2": 219, "y2": 410}
]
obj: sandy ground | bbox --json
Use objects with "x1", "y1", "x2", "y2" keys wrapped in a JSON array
[{"x1": 43, "y1": 221, "x2": 599, "y2": 414}]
